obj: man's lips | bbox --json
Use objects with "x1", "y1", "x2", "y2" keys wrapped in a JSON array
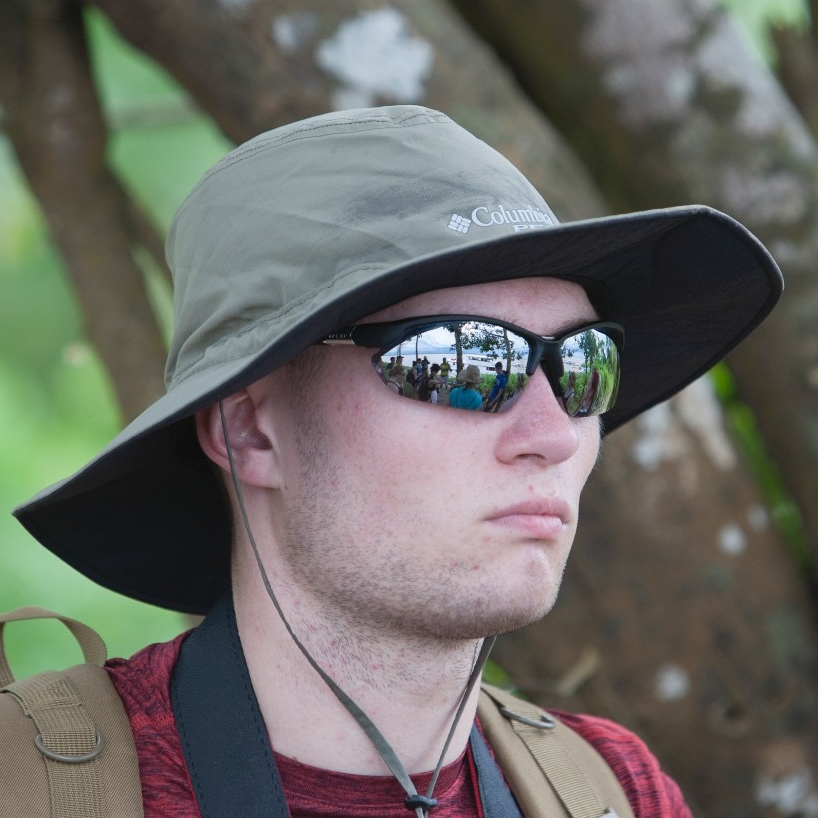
[{"x1": 485, "y1": 499, "x2": 571, "y2": 540}]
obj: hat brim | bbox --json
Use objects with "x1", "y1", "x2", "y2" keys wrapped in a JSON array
[{"x1": 14, "y1": 205, "x2": 783, "y2": 613}]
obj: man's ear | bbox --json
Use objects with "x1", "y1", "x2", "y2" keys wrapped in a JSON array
[{"x1": 195, "y1": 391, "x2": 275, "y2": 487}]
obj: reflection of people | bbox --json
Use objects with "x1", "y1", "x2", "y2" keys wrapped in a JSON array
[
  {"x1": 439, "y1": 357, "x2": 452, "y2": 389},
  {"x1": 562, "y1": 370, "x2": 577, "y2": 410},
  {"x1": 421, "y1": 363, "x2": 444, "y2": 403},
  {"x1": 387, "y1": 363, "x2": 405, "y2": 394},
  {"x1": 503, "y1": 373, "x2": 528, "y2": 410},
  {"x1": 448, "y1": 364, "x2": 484, "y2": 410},
  {"x1": 484, "y1": 361, "x2": 508, "y2": 412},
  {"x1": 577, "y1": 369, "x2": 601, "y2": 417},
  {"x1": 12, "y1": 106, "x2": 782, "y2": 817},
  {"x1": 406, "y1": 359, "x2": 419, "y2": 392}
]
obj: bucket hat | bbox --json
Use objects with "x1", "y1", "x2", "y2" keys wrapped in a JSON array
[
  {"x1": 457, "y1": 365, "x2": 484, "y2": 385},
  {"x1": 14, "y1": 105, "x2": 783, "y2": 614}
]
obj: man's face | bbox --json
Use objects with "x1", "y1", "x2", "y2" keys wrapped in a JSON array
[{"x1": 267, "y1": 278, "x2": 601, "y2": 641}]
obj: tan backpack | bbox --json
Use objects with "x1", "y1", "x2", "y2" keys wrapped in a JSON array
[{"x1": 0, "y1": 607, "x2": 634, "y2": 818}]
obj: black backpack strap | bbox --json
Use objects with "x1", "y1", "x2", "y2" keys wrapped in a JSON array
[
  {"x1": 469, "y1": 725, "x2": 523, "y2": 817},
  {"x1": 171, "y1": 594, "x2": 290, "y2": 818}
]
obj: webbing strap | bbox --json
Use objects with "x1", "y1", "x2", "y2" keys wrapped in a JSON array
[
  {"x1": 0, "y1": 607, "x2": 107, "y2": 688},
  {"x1": 478, "y1": 684, "x2": 635, "y2": 818},
  {"x1": 0, "y1": 608, "x2": 111, "y2": 818},
  {"x1": 0, "y1": 606, "x2": 144, "y2": 818},
  {"x1": 5, "y1": 671, "x2": 106, "y2": 818}
]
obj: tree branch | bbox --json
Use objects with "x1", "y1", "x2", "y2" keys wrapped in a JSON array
[{"x1": 0, "y1": 0, "x2": 167, "y2": 421}]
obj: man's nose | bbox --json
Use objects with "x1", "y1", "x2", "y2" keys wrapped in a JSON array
[{"x1": 492, "y1": 368, "x2": 584, "y2": 466}]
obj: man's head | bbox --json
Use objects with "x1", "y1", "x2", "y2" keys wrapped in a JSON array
[
  {"x1": 198, "y1": 277, "x2": 601, "y2": 637},
  {"x1": 458, "y1": 365, "x2": 482, "y2": 386},
  {"x1": 14, "y1": 105, "x2": 782, "y2": 615}
]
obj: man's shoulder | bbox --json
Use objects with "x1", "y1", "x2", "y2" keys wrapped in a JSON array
[
  {"x1": 106, "y1": 631, "x2": 196, "y2": 815},
  {"x1": 106, "y1": 631, "x2": 189, "y2": 728},
  {"x1": 551, "y1": 710, "x2": 692, "y2": 817}
]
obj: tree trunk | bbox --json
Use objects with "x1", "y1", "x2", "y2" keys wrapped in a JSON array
[
  {"x1": 0, "y1": 0, "x2": 167, "y2": 421},
  {"x1": 89, "y1": 0, "x2": 608, "y2": 223}
]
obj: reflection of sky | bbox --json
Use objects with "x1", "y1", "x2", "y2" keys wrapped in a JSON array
[
  {"x1": 384, "y1": 329, "x2": 587, "y2": 374},
  {"x1": 387, "y1": 327, "x2": 531, "y2": 356},
  {"x1": 416, "y1": 327, "x2": 455, "y2": 348}
]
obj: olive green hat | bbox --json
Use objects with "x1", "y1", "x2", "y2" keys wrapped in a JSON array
[{"x1": 14, "y1": 105, "x2": 783, "y2": 614}]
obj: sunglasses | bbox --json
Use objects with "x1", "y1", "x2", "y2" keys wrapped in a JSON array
[{"x1": 320, "y1": 315, "x2": 623, "y2": 417}]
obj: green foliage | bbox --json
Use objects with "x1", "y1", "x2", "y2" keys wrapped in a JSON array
[
  {"x1": 478, "y1": 374, "x2": 496, "y2": 392},
  {"x1": 715, "y1": 0, "x2": 807, "y2": 61},
  {"x1": 711, "y1": 364, "x2": 812, "y2": 575},
  {"x1": 0, "y1": 8, "x2": 235, "y2": 677},
  {"x1": 87, "y1": 7, "x2": 232, "y2": 231},
  {"x1": 482, "y1": 659, "x2": 514, "y2": 689}
]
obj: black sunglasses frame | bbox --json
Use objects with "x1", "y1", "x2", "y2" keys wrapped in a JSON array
[{"x1": 320, "y1": 315, "x2": 624, "y2": 414}]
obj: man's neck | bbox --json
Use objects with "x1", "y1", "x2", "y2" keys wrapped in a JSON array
[{"x1": 233, "y1": 575, "x2": 483, "y2": 777}]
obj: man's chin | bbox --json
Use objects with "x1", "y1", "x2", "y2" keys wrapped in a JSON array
[{"x1": 441, "y1": 598, "x2": 559, "y2": 641}]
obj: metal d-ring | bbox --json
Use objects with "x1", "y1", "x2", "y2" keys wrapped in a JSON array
[
  {"x1": 499, "y1": 706, "x2": 556, "y2": 730},
  {"x1": 35, "y1": 730, "x2": 104, "y2": 762}
]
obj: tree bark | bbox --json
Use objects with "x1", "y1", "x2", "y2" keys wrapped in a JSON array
[
  {"x1": 772, "y1": 24, "x2": 818, "y2": 140},
  {"x1": 0, "y1": 0, "x2": 167, "y2": 421},
  {"x1": 448, "y1": 0, "x2": 818, "y2": 585},
  {"x1": 88, "y1": 0, "x2": 607, "y2": 222}
]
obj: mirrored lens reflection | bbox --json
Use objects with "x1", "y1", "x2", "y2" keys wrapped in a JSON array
[
  {"x1": 372, "y1": 322, "x2": 619, "y2": 417},
  {"x1": 556, "y1": 330, "x2": 620, "y2": 417}
]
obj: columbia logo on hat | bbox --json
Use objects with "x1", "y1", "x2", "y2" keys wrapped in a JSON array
[
  {"x1": 447, "y1": 203, "x2": 555, "y2": 234},
  {"x1": 448, "y1": 214, "x2": 471, "y2": 233}
]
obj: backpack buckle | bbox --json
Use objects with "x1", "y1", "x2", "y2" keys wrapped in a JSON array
[
  {"x1": 35, "y1": 729, "x2": 104, "y2": 762},
  {"x1": 499, "y1": 706, "x2": 556, "y2": 730}
]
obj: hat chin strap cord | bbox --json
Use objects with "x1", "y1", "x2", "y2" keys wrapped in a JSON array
[{"x1": 220, "y1": 403, "x2": 496, "y2": 816}]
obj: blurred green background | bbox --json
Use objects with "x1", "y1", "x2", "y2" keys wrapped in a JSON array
[
  {"x1": 0, "y1": 0, "x2": 806, "y2": 677},
  {"x1": 0, "y1": 11, "x2": 231, "y2": 677}
]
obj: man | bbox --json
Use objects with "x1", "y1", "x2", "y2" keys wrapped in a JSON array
[
  {"x1": 485, "y1": 361, "x2": 508, "y2": 412},
  {"x1": 419, "y1": 363, "x2": 444, "y2": 403},
  {"x1": 386, "y1": 362, "x2": 406, "y2": 394},
  {"x1": 439, "y1": 357, "x2": 452, "y2": 389},
  {"x1": 13, "y1": 106, "x2": 782, "y2": 816}
]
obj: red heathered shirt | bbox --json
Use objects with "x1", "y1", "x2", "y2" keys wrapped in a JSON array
[{"x1": 106, "y1": 633, "x2": 692, "y2": 817}]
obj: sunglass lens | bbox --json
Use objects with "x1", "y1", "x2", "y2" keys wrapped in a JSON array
[
  {"x1": 555, "y1": 329, "x2": 620, "y2": 417},
  {"x1": 376, "y1": 321, "x2": 529, "y2": 410},
  {"x1": 375, "y1": 322, "x2": 619, "y2": 417}
]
